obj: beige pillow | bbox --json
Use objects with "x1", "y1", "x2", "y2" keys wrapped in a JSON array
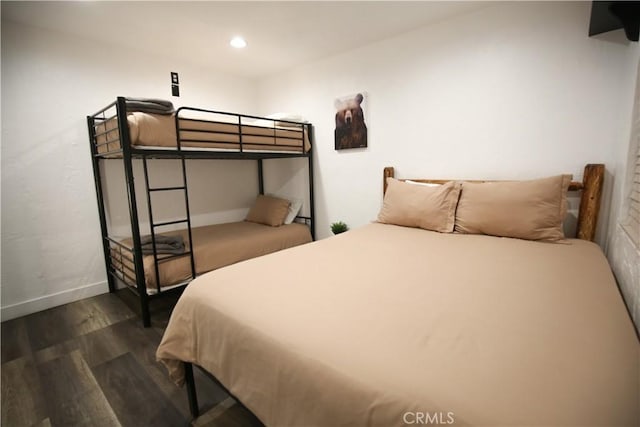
[
  {"x1": 454, "y1": 175, "x2": 572, "y2": 242},
  {"x1": 378, "y1": 178, "x2": 462, "y2": 233},
  {"x1": 245, "y1": 195, "x2": 291, "y2": 227}
]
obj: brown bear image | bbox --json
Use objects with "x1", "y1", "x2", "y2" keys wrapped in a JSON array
[{"x1": 335, "y1": 93, "x2": 367, "y2": 150}]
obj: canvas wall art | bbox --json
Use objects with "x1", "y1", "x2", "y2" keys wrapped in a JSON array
[{"x1": 334, "y1": 92, "x2": 368, "y2": 150}]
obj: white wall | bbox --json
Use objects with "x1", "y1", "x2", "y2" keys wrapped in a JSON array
[
  {"x1": 258, "y1": 2, "x2": 635, "y2": 239},
  {"x1": 257, "y1": 2, "x2": 639, "y2": 326},
  {"x1": 0, "y1": 20, "x2": 259, "y2": 320}
]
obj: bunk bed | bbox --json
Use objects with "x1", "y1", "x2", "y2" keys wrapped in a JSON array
[{"x1": 87, "y1": 97, "x2": 315, "y2": 327}]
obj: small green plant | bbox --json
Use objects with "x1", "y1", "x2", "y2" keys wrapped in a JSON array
[{"x1": 331, "y1": 221, "x2": 349, "y2": 235}]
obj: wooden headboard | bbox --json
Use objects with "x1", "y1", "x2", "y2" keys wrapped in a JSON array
[{"x1": 383, "y1": 164, "x2": 605, "y2": 241}]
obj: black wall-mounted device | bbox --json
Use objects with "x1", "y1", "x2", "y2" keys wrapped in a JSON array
[{"x1": 171, "y1": 72, "x2": 180, "y2": 97}]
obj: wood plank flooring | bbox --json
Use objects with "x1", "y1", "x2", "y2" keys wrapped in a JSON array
[{"x1": 1, "y1": 291, "x2": 264, "y2": 427}]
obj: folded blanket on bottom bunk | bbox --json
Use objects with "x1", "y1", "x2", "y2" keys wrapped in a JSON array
[
  {"x1": 140, "y1": 234, "x2": 185, "y2": 255},
  {"x1": 125, "y1": 97, "x2": 175, "y2": 115}
]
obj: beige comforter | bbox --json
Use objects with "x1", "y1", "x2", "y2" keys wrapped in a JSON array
[
  {"x1": 116, "y1": 221, "x2": 311, "y2": 290},
  {"x1": 157, "y1": 223, "x2": 639, "y2": 426}
]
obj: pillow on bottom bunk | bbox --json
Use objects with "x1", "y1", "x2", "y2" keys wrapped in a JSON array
[
  {"x1": 284, "y1": 198, "x2": 303, "y2": 224},
  {"x1": 246, "y1": 195, "x2": 291, "y2": 227},
  {"x1": 268, "y1": 195, "x2": 303, "y2": 225}
]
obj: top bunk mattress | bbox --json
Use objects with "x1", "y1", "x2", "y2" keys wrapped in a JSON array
[
  {"x1": 96, "y1": 111, "x2": 311, "y2": 155},
  {"x1": 157, "y1": 222, "x2": 639, "y2": 426}
]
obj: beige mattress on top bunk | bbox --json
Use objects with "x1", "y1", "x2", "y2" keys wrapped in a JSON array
[
  {"x1": 96, "y1": 112, "x2": 311, "y2": 154},
  {"x1": 113, "y1": 221, "x2": 312, "y2": 290},
  {"x1": 157, "y1": 223, "x2": 639, "y2": 426}
]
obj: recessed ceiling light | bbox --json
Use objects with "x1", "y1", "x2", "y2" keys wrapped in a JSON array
[{"x1": 230, "y1": 36, "x2": 247, "y2": 49}]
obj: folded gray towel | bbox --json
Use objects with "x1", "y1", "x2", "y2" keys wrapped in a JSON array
[
  {"x1": 125, "y1": 97, "x2": 175, "y2": 115},
  {"x1": 140, "y1": 234, "x2": 185, "y2": 255}
]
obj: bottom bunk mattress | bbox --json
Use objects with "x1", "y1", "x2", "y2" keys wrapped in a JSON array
[
  {"x1": 115, "y1": 221, "x2": 311, "y2": 290},
  {"x1": 156, "y1": 223, "x2": 639, "y2": 426}
]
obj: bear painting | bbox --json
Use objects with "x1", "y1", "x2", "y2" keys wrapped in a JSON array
[{"x1": 334, "y1": 93, "x2": 367, "y2": 150}]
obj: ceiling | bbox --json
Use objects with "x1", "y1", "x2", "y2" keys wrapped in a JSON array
[{"x1": 1, "y1": 1, "x2": 490, "y2": 79}]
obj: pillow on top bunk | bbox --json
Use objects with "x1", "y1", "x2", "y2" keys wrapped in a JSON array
[
  {"x1": 267, "y1": 112, "x2": 308, "y2": 126},
  {"x1": 246, "y1": 195, "x2": 291, "y2": 227},
  {"x1": 454, "y1": 174, "x2": 572, "y2": 242},
  {"x1": 377, "y1": 178, "x2": 462, "y2": 233}
]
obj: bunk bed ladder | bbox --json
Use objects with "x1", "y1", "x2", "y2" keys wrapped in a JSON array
[{"x1": 141, "y1": 156, "x2": 197, "y2": 294}]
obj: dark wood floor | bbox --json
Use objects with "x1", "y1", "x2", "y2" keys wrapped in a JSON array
[{"x1": 1, "y1": 290, "x2": 264, "y2": 427}]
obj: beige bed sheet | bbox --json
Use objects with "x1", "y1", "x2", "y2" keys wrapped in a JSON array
[
  {"x1": 157, "y1": 223, "x2": 639, "y2": 426},
  {"x1": 116, "y1": 221, "x2": 311, "y2": 290},
  {"x1": 95, "y1": 112, "x2": 310, "y2": 154}
]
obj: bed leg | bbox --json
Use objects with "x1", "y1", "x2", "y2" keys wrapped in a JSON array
[
  {"x1": 107, "y1": 275, "x2": 116, "y2": 293},
  {"x1": 140, "y1": 295, "x2": 151, "y2": 328},
  {"x1": 142, "y1": 312, "x2": 151, "y2": 328},
  {"x1": 185, "y1": 362, "x2": 200, "y2": 419}
]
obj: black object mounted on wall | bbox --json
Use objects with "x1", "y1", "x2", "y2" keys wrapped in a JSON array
[
  {"x1": 171, "y1": 71, "x2": 180, "y2": 97},
  {"x1": 589, "y1": 1, "x2": 640, "y2": 42}
]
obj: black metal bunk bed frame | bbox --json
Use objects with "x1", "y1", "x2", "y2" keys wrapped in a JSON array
[{"x1": 87, "y1": 97, "x2": 315, "y2": 327}]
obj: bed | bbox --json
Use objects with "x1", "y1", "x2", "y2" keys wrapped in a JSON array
[
  {"x1": 109, "y1": 221, "x2": 312, "y2": 292},
  {"x1": 95, "y1": 110, "x2": 311, "y2": 155},
  {"x1": 156, "y1": 165, "x2": 639, "y2": 426},
  {"x1": 88, "y1": 97, "x2": 315, "y2": 327}
]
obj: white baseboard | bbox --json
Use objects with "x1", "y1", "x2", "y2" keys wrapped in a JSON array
[{"x1": 1, "y1": 281, "x2": 108, "y2": 322}]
